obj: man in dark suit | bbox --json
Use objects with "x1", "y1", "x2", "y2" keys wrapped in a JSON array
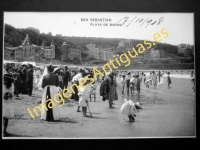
[
  {"x1": 20, "y1": 64, "x2": 28, "y2": 94},
  {"x1": 13, "y1": 67, "x2": 22, "y2": 97},
  {"x1": 63, "y1": 66, "x2": 71, "y2": 89},
  {"x1": 26, "y1": 64, "x2": 34, "y2": 96}
]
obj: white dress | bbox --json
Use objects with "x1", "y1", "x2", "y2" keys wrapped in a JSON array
[
  {"x1": 3, "y1": 84, "x2": 15, "y2": 119},
  {"x1": 78, "y1": 85, "x2": 90, "y2": 107},
  {"x1": 37, "y1": 67, "x2": 48, "y2": 90},
  {"x1": 120, "y1": 100, "x2": 136, "y2": 116}
]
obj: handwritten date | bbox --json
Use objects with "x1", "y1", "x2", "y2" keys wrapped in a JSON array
[{"x1": 117, "y1": 16, "x2": 164, "y2": 28}]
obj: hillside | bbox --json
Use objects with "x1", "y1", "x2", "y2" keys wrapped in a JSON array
[{"x1": 4, "y1": 24, "x2": 194, "y2": 65}]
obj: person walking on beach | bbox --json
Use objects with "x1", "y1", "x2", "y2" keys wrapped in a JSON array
[
  {"x1": 41, "y1": 65, "x2": 61, "y2": 122},
  {"x1": 135, "y1": 75, "x2": 141, "y2": 95},
  {"x1": 63, "y1": 66, "x2": 71, "y2": 89},
  {"x1": 167, "y1": 72, "x2": 172, "y2": 87},
  {"x1": 3, "y1": 72, "x2": 15, "y2": 136},
  {"x1": 107, "y1": 72, "x2": 118, "y2": 108},
  {"x1": 190, "y1": 71, "x2": 194, "y2": 78},
  {"x1": 71, "y1": 68, "x2": 84, "y2": 101},
  {"x1": 78, "y1": 78, "x2": 91, "y2": 117},
  {"x1": 34, "y1": 67, "x2": 41, "y2": 90},
  {"x1": 152, "y1": 71, "x2": 157, "y2": 88},
  {"x1": 26, "y1": 64, "x2": 34, "y2": 97},
  {"x1": 143, "y1": 74, "x2": 146, "y2": 84},
  {"x1": 125, "y1": 72, "x2": 131, "y2": 96},
  {"x1": 121, "y1": 74, "x2": 126, "y2": 95},
  {"x1": 130, "y1": 75, "x2": 136, "y2": 96},
  {"x1": 20, "y1": 64, "x2": 28, "y2": 94},
  {"x1": 13, "y1": 67, "x2": 21, "y2": 97}
]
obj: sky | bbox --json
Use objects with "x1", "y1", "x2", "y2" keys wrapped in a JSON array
[{"x1": 4, "y1": 12, "x2": 194, "y2": 45}]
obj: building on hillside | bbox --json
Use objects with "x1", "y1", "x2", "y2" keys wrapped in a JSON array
[
  {"x1": 103, "y1": 49, "x2": 113, "y2": 61},
  {"x1": 86, "y1": 43, "x2": 113, "y2": 61},
  {"x1": 97, "y1": 48, "x2": 104, "y2": 60},
  {"x1": 118, "y1": 39, "x2": 131, "y2": 48},
  {"x1": 68, "y1": 48, "x2": 82, "y2": 61},
  {"x1": 40, "y1": 39, "x2": 55, "y2": 59},
  {"x1": 177, "y1": 43, "x2": 191, "y2": 49},
  {"x1": 86, "y1": 43, "x2": 96, "y2": 50},
  {"x1": 4, "y1": 34, "x2": 37, "y2": 62},
  {"x1": 4, "y1": 34, "x2": 55, "y2": 62},
  {"x1": 178, "y1": 48, "x2": 187, "y2": 54},
  {"x1": 149, "y1": 48, "x2": 160, "y2": 58},
  {"x1": 61, "y1": 42, "x2": 81, "y2": 61}
]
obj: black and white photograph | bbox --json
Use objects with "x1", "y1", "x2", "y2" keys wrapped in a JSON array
[{"x1": 2, "y1": 12, "x2": 195, "y2": 139}]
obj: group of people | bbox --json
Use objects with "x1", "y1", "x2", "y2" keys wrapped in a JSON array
[
  {"x1": 3, "y1": 64, "x2": 36, "y2": 97},
  {"x1": 3, "y1": 63, "x2": 195, "y2": 136},
  {"x1": 120, "y1": 70, "x2": 173, "y2": 96}
]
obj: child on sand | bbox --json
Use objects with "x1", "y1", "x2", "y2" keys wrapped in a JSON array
[
  {"x1": 145, "y1": 79, "x2": 151, "y2": 88},
  {"x1": 120, "y1": 99, "x2": 136, "y2": 122},
  {"x1": 78, "y1": 79, "x2": 91, "y2": 117}
]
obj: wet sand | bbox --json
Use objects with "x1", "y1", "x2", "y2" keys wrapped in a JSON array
[{"x1": 3, "y1": 76, "x2": 195, "y2": 138}]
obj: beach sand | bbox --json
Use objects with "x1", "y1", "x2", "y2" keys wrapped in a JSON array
[{"x1": 3, "y1": 75, "x2": 195, "y2": 138}]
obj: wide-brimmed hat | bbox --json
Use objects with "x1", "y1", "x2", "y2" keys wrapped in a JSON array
[
  {"x1": 53, "y1": 67, "x2": 61, "y2": 74},
  {"x1": 22, "y1": 64, "x2": 27, "y2": 67},
  {"x1": 28, "y1": 63, "x2": 33, "y2": 68},
  {"x1": 5, "y1": 65, "x2": 12, "y2": 72},
  {"x1": 135, "y1": 102, "x2": 143, "y2": 110},
  {"x1": 127, "y1": 72, "x2": 131, "y2": 75}
]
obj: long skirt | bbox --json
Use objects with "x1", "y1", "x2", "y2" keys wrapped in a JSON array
[
  {"x1": 3, "y1": 102, "x2": 15, "y2": 119},
  {"x1": 41, "y1": 86, "x2": 60, "y2": 121}
]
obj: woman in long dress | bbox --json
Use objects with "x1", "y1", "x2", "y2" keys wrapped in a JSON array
[
  {"x1": 40, "y1": 65, "x2": 61, "y2": 122},
  {"x1": 107, "y1": 72, "x2": 118, "y2": 108},
  {"x1": 37, "y1": 67, "x2": 48, "y2": 90},
  {"x1": 152, "y1": 71, "x2": 157, "y2": 88},
  {"x1": 3, "y1": 73, "x2": 15, "y2": 136}
]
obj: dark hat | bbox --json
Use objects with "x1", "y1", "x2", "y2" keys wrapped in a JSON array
[
  {"x1": 22, "y1": 64, "x2": 27, "y2": 68},
  {"x1": 47, "y1": 65, "x2": 54, "y2": 73},
  {"x1": 79, "y1": 68, "x2": 84, "y2": 72},
  {"x1": 28, "y1": 64, "x2": 33, "y2": 68},
  {"x1": 127, "y1": 72, "x2": 131, "y2": 75}
]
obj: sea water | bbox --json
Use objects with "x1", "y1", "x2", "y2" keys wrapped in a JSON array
[{"x1": 116, "y1": 70, "x2": 195, "y2": 97}]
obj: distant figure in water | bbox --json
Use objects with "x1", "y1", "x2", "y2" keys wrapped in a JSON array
[
  {"x1": 191, "y1": 71, "x2": 194, "y2": 78},
  {"x1": 167, "y1": 72, "x2": 172, "y2": 87}
]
